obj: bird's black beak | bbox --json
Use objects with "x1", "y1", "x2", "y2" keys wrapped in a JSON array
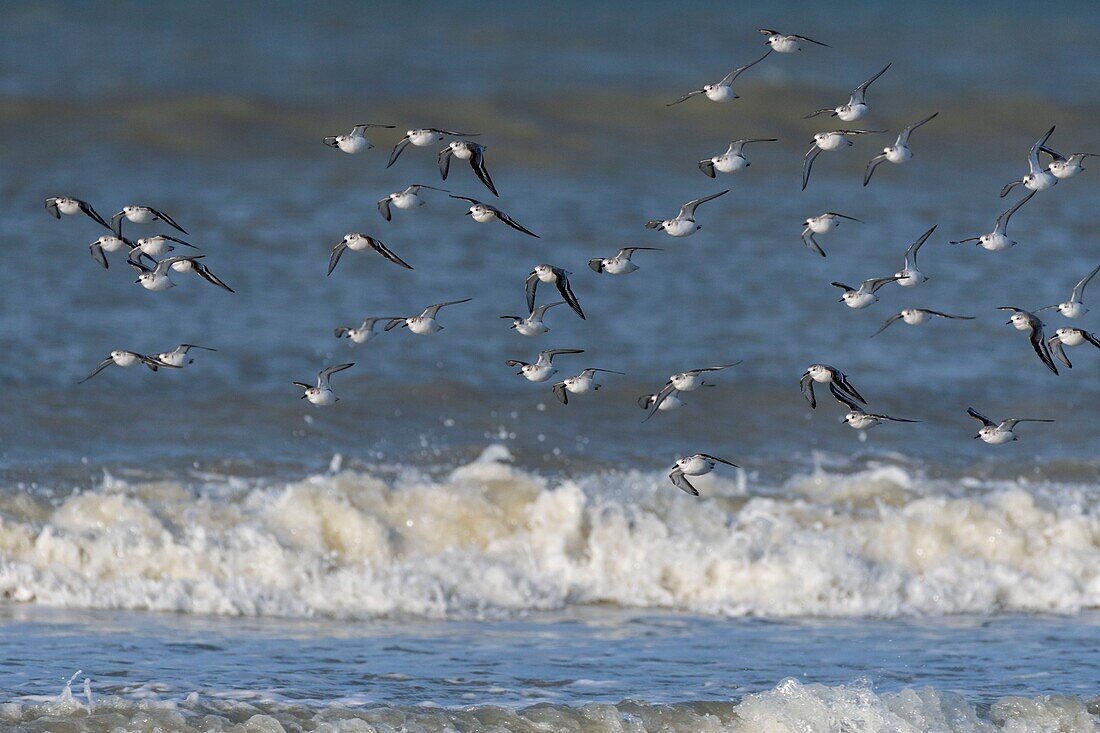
[
  {"x1": 972, "y1": 434, "x2": 980, "y2": 439},
  {"x1": 839, "y1": 417, "x2": 848, "y2": 423},
  {"x1": 515, "y1": 370, "x2": 523, "y2": 375},
  {"x1": 300, "y1": 394, "x2": 307, "y2": 399},
  {"x1": 1005, "y1": 320, "x2": 1013, "y2": 325},
  {"x1": 464, "y1": 211, "x2": 472, "y2": 215},
  {"x1": 839, "y1": 298, "x2": 846, "y2": 303}
]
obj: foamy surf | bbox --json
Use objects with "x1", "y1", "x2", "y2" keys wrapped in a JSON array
[
  {"x1": 3, "y1": 677, "x2": 1097, "y2": 732},
  {"x1": 1, "y1": 446, "x2": 1098, "y2": 619}
]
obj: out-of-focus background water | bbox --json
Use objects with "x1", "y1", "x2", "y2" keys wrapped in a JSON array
[{"x1": 1, "y1": 2, "x2": 1098, "y2": 731}]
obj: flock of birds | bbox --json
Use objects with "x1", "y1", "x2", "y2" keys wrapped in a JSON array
[{"x1": 44, "y1": 27, "x2": 1099, "y2": 495}]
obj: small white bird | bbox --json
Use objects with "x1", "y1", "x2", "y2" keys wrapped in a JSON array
[
  {"x1": 526, "y1": 265, "x2": 585, "y2": 320},
  {"x1": 1039, "y1": 145, "x2": 1099, "y2": 179},
  {"x1": 967, "y1": 407, "x2": 1052, "y2": 445},
  {"x1": 832, "y1": 389, "x2": 918, "y2": 430},
  {"x1": 506, "y1": 348, "x2": 584, "y2": 383},
  {"x1": 803, "y1": 63, "x2": 891, "y2": 122},
  {"x1": 698, "y1": 138, "x2": 777, "y2": 178},
  {"x1": 802, "y1": 130, "x2": 884, "y2": 190},
  {"x1": 449, "y1": 195, "x2": 539, "y2": 237},
  {"x1": 323, "y1": 123, "x2": 395, "y2": 153},
  {"x1": 758, "y1": 28, "x2": 830, "y2": 53},
  {"x1": 832, "y1": 276, "x2": 900, "y2": 309},
  {"x1": 894, "y1": 224, "x2": 937, "y2": 287},
  {"x1": 667, "y1": 51, "x2": 771, "y2": 105},
  {"x1": 112, "y1": 205, "x2": 188, "y2": 234},
  {"x1": 645, "y1": 363, "x2": 741, "y2": 418},
  {"x1": 645, "y1": 190, "x2": 729, "y2": 237},
  {"x1": 45, "y1": 197, "x2": 111, "y2": 229},
  {"x1": 294, "y1": 363, "x2": 354, "y2": 406},
  {"x1": 800, "y1": 212, "x2": 861, "y2": 257},
  {"x1": 1036, "y1": 264, "x2": 1100, "y2": 319},
  {"x1": 552, "y1": 368, "x2": 625, "y2": 404},
  {"x1": 385, "y1": 298, "x2": 472, "y2": 335},
  {"x1": 499, "y1": 301, "x2": 566, "y2": 337},
  {"x1": 1000, "y1": 126, "x2": 1058, "y2": 197},
  {"x1": 133, "y1": 234, "x2": 199, "y2": 257},
  {"x1": 799, "y1": 364, "x2": 866, "y2": 409},
  {"x1": 863, "y1": 112, "x2": 938, "y2": 186},
  {"x1": 129, "y1": 255, "x2": 202, "y2": 292},
  {"x1": 154, "y1": 344, "x2": 216, "y2": 367},
  {"x1": 997, "y1": 307, "x2": 1059, "y2": 375},
  {"x1": 88, "y1": 232, "x2": 135, "y2": 269},
  {"x1": 378, "y1": 185, "x2": 448, "y2": 221},
  {"x1": 871, "y1": 308, "x2": 974, "y2": 338},
  {"x1": 949, "y1": 191, "x2": 1035, "y2": 251},
  {"x1": 1048, "y1": 327, "x2": 1100, "y2": 368},
  {"x1": 668, "y1": 453, "x2": 739, "y2": 496},
  {"x1": 334, "y1": 317, "x2": 395, "y2": 345},
  {"x1": 588, "y1": 247, "x2": 663, "y2": 275},
  {"x1": 438, "y1": 140, "x2": 497, "y2": 196},
  {"x1": 328, "y1": 233, "x2": 412, "y2": 274},
  {"x1": 388, "y1": 127, "x2": 478, "y2": 167},
  {"x1": 638, "y1": 390, "x2": 687, "y2": 412},
  {"x1": 78, "y1": 350, "x2": 177, "y2": 383}
]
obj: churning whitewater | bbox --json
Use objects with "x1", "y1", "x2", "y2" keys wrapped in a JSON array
[{"x1": 1, "y1": 446, "x2": 1097, "y2": 620}]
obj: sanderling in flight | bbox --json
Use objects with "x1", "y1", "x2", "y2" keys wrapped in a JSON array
[
  {"x1": 78, "y1": 350, "x2": 177, "y2": 383},
  {"x1": 130, "y1": 254, "x2": 233, "y2": 293},
  {"x1": 698, "y1": 138, "x2": 777, "y2": 177},
  {"x1": 893, "y1": 224, "x2": 937, "y2": 287},
  {"x1": 154, "y1": 344, "x2": 216, "y2": 368},
  {"x1": 588, "y1": 247, "x2": 663, "y2": 275},
  {"x1": 506, "y1": 348, "x2": 584, "y2": 383},
  {"x1": 758, "y1": 28, "x2": 830, "y2": 53},
  {"x1": 88, "y1": 231, "x2": 135, "y2": 269},
  {"x1": 801, "y1": 212, "x2": 861, "y2": 257},
  {"x1": 438, "y1": 140, "x2": 497, "y2": 196},
  {"x1": 803, "y1": 63, "x2": 891, "y2": 121},
  {"x1": 133, "y1": 234, "x2": 199, "y2": 257},
  {"x1": 112, "y1": 205, "x2": 188, "y2": 235},
  {"x1": 667, "y1": 51, "x2": 771, "y2": 106},
  {"x1": 638, "y1": 390, "x2": 688, "y2": 412},
  {"x1": 871, "y1": 308, "x2": 974, "y2": 338},
  {"x1": 668, "y1": 453, "x2": 739, "y2": 496},
  {"x1": 1048, "y1": 327, "x2": 1100, "y2": 368},
  {"x1": 500, "y1": 301, "x2": 566, "y2": 336},
  {"x1": 552, "y1": 368, "x2": 625, "y2": 404},
  {"x1": 1036, "y1": 264, "x2": 1100, "y2": 319},
  {"x1": 385, "y1": 298, "x2": 472, "y2": 335},
  {"x1": 832, "y1": 389, "x2": 918, "y2": 430},
  {"x1": 322, "y1": 123, "x2": 395, "y2": 153},
  {"x1": 526, "y1": 264, "x2": 585, "y2": 320},
  {"x1": 967, "y1": 407, "x2": 1052, "y2": 444},
  {"x1": 645, "y1": 190, "x2": 729, "y2": 237},
  {"x1": 949, "y1": 191, "x2": 1035, "y2": 251},
  {"x1": 1039, "y1": 145, "x2": 1099, "y2": 179},
  {"x1": 294, "y1": 363, "x2": 354, "y2": 406},
  {"x1": 997, "y1": 307, "x2": 1059, "y2": 375},
  {"x1": 800, "y1": 364, "x2": 866, "y2": 410},
  {"x1": 328, "y1": 233, "x2": 412, "y2": 275},
  {"x1": 645, "y1": 363, "x2": 742, "y2": 419},
  {"x1": 378, "y1": 184, "x2": 448, "y2": 221},
  {"x1": 802, "y1": 130, "x2": 884, "y2": 190},
  {"x1": 45, "y1": 197, "x2": 110, "y2": 229},
  {"x1": 449, "y1": 195, "x2": 539, "y2": 237},
  {"x1": 1000, "y1": 125, "x2": 1058, "y2": 197},
  {"x1": 387, "y1": 127, "x2": 479, "y2": 167},
  {"x1": 863, "y1": 112, "x2": 938, "y2": 186},
  {"x1": 832, "y1": 276, "x2": 901, "y2": 309},
  {"x1": 334, "y1": 317, "x2": 396, "y2": 345}
]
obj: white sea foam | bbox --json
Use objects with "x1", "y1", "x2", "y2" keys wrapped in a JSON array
[
  {"x1": 2, "y1": 678, "x2": 1096, "y2": 732},
  {"x1": 1, "y1": 446, "x2": 1098, "y2": 619}
]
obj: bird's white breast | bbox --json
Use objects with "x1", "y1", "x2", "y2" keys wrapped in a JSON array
[
  {"x1": 99, "y1": 236, "x2": 126, "y2": 252},
  {"x1": 902, "y1": 310, "x2": 926, "y2": 325},
  {"x1": 339, "y1": 137, "x2": 370, "y2": 153},
  {"x1": 714, "y1": 155, "x2": 748, "y2": 173},
  {"x1": 308, "y1": 389, "x2": 336, "y2": 406},
  {"x1": 515, "y1": 321, "x2": 547, "y2": 337},
  {"x1": 980, "y1": 234, "x2": 1011, "y2": 251},
  {"x1": 981, "y1": 430, "x2": 1013, "y2": 445},
  {"x1": 885, "y1": 146, "x2": 912, "y2": 163},
  {"x1": 1059, "y1": 302, "x2": 1086, "y2": 318},
  {"x1": 171, "y1": 260, "x2": 193, "y2": 273},
  {"x1": 408, "y1": 318, "x2": 440, "y2": 335},
  {"x1": 845, "y1": 293, "x2": 876, "y2": 309},
  {"x1": 127, "y1": 209, "x2": 155, "y2": 223},
  {"x1": 346, "y1": 235, "x2": 370, "y2": 251},
  {"x1": 157, "y1": 352, "x2": 187, "y2": 367},
  {"x1": 1048, "y1": 161, "x2": 1078, "y2": 179},
  {"x1": 807, "y1": 217, "x2": 835, "y2": 234},
  {"x1": 58, "y1": 200, "x2": 81, "y2": 215},
  {"x1": 409, "y1": 130, "x2": 437, "y2": 146},
  {"x1": 566, "y1": 377, "x2": 593, "y2": 394},
  {"x1": 895, "y1": 269, "x2": 922, "y2": 287},
  {"x1": 837, "y1": 104, "x2": 867, "y2": 122},
  {"x1": 603, "y1": 259, "x2": 637, "y2": 275},
  {"x1": 663, "y1": 220, "x2": 697, "y2": 237},
  {"x1": 348, "y1": 330, "x2": 372, "y2": 344},
  {"x1": 452, "y1": 144, "x2": 474, "y2": 160},
  {"x1": 817, "y1": 134, "x2": 848, "y2": 151},
  {"x1": 769, "y1": 36, "x2": 798, "y2": 52},
  {"x1": 523, "y1": 366, "x2": 554, "y2": 382},
  {"x1": 1025, "y1": 172, "x2": 1057, "y2": 191},
  {"x1": 391, "y1": 193, "x2": 421, "y2": 209},
  {"x1": 113, "y1": 353, "x2": 140, "y2": 367},
  {"x1": 705, "y1": 86, "x2": 735, "y2": 102},
  {"x1": 140, "y1": 238, "x2": 172, "y2": 255},
  {"x1": 471, "y1": 209, "x2": 497, "y2": 223},
  {"x1": 680, "y1": 456, "x2": 711, "y2": 475}
]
